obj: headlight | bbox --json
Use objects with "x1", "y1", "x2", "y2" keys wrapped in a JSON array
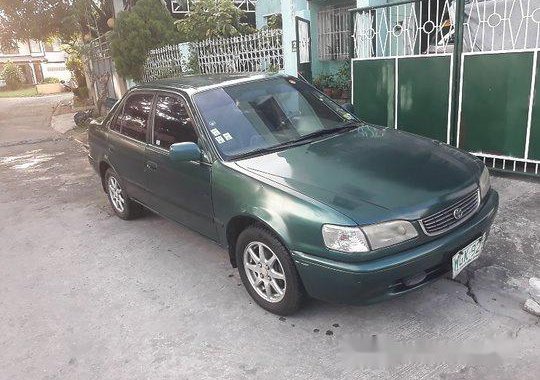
[
  {"x1": 362, "y1": 220, "x2": 418, "y2": 250},
  {"x1": 322, "y1": 220, "x2": 418, "y2": 253},
  {"x1": 479, "y1": 166, "x2": 491, "y2": 199},
  {"x1": 322, "y1": 225, "x2": 369, "y2": 253}
]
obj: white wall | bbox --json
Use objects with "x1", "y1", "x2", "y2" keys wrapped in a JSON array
[{"x1": 40, "y1": 62, "x2": 72, "y2": 82}]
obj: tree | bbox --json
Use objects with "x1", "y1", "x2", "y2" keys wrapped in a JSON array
[
  {"x1": 0, "y1": 1, "x2": 113, "y2": 49},
  {"x1": 109, "y1": 0, "x2": 182, "y2": 80},
  {"x1": 0, "y1": 61, "x2": 25, "y2": 90},
  {"x1": 175, "y1": 0, "x2": 254, "y2": 42}
]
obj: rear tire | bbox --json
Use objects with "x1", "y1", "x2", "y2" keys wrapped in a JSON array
[
  {"x1": 104, "y1": 168, "x2": 143, "y2": 220},
  {"x1": 236, "y1": 226, "x2": 304, "y2": 315}
]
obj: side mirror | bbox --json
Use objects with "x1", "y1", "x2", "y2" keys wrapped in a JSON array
[
  {"x1": 170, "y1": 142, "x2": 202, "y2": 162},
  {"x1": 342, "y1": 102, "x2": 355, "y2": 114}
]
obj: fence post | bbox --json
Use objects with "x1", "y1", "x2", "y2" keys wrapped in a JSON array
[{"x1": 449, "y1": 0, "x2": 466, "y2": 147}]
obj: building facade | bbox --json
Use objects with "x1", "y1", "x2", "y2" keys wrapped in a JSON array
[
  {"x1": 254, "y1": 0, "x2": 380, "y2": 80},
  {"x1": 0, "y1": 40, "x2": 71, "y2": 86}
]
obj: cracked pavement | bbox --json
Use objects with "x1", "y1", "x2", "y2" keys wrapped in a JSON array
[{"x1": 0, "y1": 95, "x2": 539, "y2": 379}]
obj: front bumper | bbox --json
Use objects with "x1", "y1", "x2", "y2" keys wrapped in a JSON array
[{"x1": 291, "y1": 189, "x2": 499, "y2": 305}]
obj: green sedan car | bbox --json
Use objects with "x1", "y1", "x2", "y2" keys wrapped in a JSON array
[{"x1": 88, "y1": 74, "x2": 498, "y2": 315}]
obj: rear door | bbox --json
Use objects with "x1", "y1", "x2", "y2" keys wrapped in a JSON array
[
  {"x1": 145, "y1": 92, "x2": 217, "y2": 240},
  {"x1": 107, "y1": 92, "x2": 154, "y2": 202}
]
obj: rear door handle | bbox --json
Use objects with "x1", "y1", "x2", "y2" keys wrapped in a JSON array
[{"x1": 146, "y1": 161, "x2": 157, "y2": 170}]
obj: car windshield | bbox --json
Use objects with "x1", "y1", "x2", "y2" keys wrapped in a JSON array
[{"x1": 192, "y1": 77, "x2": 358, "y2": 160}]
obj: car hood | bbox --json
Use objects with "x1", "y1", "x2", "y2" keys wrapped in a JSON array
[{"x1": 235, "y1": 126, "x2": 482, "y2": 224}]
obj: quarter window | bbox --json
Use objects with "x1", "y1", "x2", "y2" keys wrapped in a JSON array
[
  {"x1": 153, "y1": 95, "x2": 197, "y2": 149},
  {"x1": 115, "y1": 93, "x2": 154, "y2": 142}
]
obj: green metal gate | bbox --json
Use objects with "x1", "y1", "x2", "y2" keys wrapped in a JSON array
[{"x1": 350, "y1": 0, "x2": 540, "y2": 175}]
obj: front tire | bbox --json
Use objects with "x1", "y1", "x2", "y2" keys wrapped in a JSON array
[
  {"x1": 236, "y1": 226, "x2": 304, "y2": 315},
  {"x1": 104, "y1": 168, "x2": 143, "y2": 220}
]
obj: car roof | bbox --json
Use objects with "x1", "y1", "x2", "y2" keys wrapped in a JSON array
[{"x1": 135, "y1": 73, "x2": 283, "y2": 95}]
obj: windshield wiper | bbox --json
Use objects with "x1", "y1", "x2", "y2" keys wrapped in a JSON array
[
  {"x1": 291, "y1": 120, "x2": 362, "y2": 143},
  {"x1": 233, "y1": 140, "x2": 300, "y2": 160},
  {"x1": 233, "y1": 121, "x2": 361, "y2": 160}
]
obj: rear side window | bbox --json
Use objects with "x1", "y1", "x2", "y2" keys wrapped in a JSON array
[
  {"x1": 152, "y1": 95, "x2": 197, "y2": 150},
  {"x1": 114, "y1": 93, "x2": 154, "y2": 142}
]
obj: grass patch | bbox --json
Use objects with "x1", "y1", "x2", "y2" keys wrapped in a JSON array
[{"x1": 0, "y1": 86, "x2": 38, "y2": 98}]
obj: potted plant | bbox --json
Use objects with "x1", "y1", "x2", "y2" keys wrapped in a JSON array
[
  {"x1": 314, "y1": 74, "x2": 333, "y2": 97},
  {"x1": 338, "y1": 63, "x2": 351, "y2": 99},
  {"x1": 339, "y1": 78, "x2": 350, "y2": 99},
  {"x1": 329, "y1": 76, "x2": 342, "y2": 99}
]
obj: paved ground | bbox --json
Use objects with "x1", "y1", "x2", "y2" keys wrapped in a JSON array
[{"x1": 0, "y1": 95, "x2": 539, "y2": 380}]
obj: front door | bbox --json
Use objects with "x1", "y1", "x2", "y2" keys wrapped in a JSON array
[
  {"x1": 145, "y1": 93, "x2": 217, "y2": 240},
  {"x1": 296, "y1": 17, "x2": 312, "y2": 82}
]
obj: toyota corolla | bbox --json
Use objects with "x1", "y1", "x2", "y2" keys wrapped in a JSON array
[{"x1": 88, "y1": 74, "x2": 498, "y2": 315}]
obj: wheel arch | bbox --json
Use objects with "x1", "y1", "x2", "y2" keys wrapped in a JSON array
[
  {"x1": 98, "y1": 161, "x2": 111, "y2": 192},
  {"x1": 225, "y1": 212, "x2": 291, "y2": 268}
]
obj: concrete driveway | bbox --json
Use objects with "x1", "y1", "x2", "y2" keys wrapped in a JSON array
[{"x1": 0, "y1": 95, "x2": 539, "y2": 379}]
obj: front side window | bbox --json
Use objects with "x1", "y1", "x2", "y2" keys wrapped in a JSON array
[
  {"x1": 116, "y1": 93, "x2": 154, "y2": 142},
  {"x1": 192, "y1": 77, "x2": 356, "y2": 159},
  {"x1": 152, "y1": 95, "x2": 197, "y2": 149}
]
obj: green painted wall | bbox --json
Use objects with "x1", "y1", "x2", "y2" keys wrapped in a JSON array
[
  {"x1": 397, "y1": 56, "x2": 451, "y2": 142},
  {"x1": 459, "y1": 53, "x2": 533, "y2": 158},
  {"x1": 352, "y1": 58, "x2": 395, "y2": 127}
]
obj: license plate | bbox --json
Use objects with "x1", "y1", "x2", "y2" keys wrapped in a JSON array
[{"x1": 452, "y1": 234, "x2": 486, "y2": 278}]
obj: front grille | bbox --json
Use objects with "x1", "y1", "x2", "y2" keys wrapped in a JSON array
[{"x1": 420, "y1": 189, "x2": 480, "y2": 236}]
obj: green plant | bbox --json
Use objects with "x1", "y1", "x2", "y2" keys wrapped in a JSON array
[
  {"x1": 73, "y1": 86, "x2": 89, "y2": 99},
  {"x1": 265, "y1": 14, "x2": 283, "y2": 30},
  {"x1": 41, "y1": 77, "x2": 61, "y2": 84},
  {"x1": 175, "y1": 0, "x2": 255, "y2": 41},
  {"x1": 110, "y1": 0, "x2": 182, "y2": 80},
  {"x1": 337, "y1": 63, "x2": 351, "y2": 91},
  {"x1": 0, "y1": 61, "x2": 25, "y2": 90},
  {"x1": 64, "y1": 46, "x2": 87, "y2": 86},
  {"x1": 186, "y1": 45, "x2": 201, "y2": 74},
  {"x1": 313, "y1": 74, "x2": 332, "y2": 90}
]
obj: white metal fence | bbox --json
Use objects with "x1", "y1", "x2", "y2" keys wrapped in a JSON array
[
  {"x1": 142, "y1": 44, "x2": 187, "y2": 82},
  {"x1": 142, "y1": 29, "x2": 283, "y2": 80},
  {"x1": 463, "y1": 0, "x2": 540, "y2": 52},
  {"x1": 353, "y1": 0, "x2": 456, "y2": 58},
  {"x1": 194, "y1": 29, "x2": 283, "y2": 74}
]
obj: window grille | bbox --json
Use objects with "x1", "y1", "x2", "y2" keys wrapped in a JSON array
[{"x1": 318, "y1": 4, "x2": 353, "y2": 61}]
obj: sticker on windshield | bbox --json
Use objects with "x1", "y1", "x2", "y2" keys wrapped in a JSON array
[
  {"x1": 210, "y1": 128, "x2": 221, "y2": 137},
  {"x1": 215, "y1": 135, "x2": 225, "y2": 144},
  {"x1": 223, "y1": 132, "x2": 233, "y2": 141}
]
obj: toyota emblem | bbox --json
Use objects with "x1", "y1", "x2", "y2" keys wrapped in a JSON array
[{"x1": 453, "y1": 208, "x2": 464, "y2": 220}]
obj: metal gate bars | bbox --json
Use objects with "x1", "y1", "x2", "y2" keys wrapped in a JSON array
[{"x1": 350, "y1": 0, "x2": 540, "y2": 176}]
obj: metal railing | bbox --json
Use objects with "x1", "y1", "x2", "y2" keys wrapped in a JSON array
[
  {"x1": 351, "y1": 0, "x2": 456, "y2": 58},
  {"x1": 463, "y1": 0, "x2": 540, "y2": 52},
  {"x1": 142, "y1": 44, "x2": 186, "y2": 82},
  {"x1": 193, "y1": 29, "x2": 283, "y2": 74}
]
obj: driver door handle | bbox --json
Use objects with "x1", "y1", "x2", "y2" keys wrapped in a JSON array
[{"x1": 146, "y1": 161, "x2": 157, "y2": 170}]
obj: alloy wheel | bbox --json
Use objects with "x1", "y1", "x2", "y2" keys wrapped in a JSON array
[
  {"x1": 243, "y1": 241, "x2": 287, "y2": 303},
  {"x1": 108, "y1": 176, "x2": 125, "y2": 213}
]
